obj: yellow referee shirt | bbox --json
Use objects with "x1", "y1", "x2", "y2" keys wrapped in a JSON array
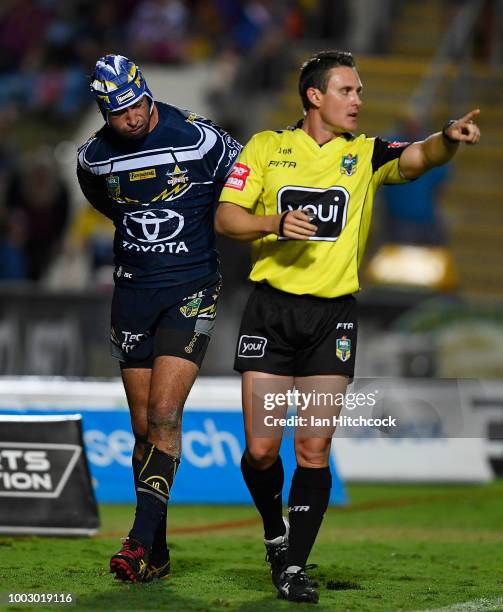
[{"x1": 219, "y1": 127, "x2": 409, "y2": 298}]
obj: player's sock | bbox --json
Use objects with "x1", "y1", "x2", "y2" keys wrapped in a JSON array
[
  {"x1": 286, "y1": 465, "x2": 332, "y2": 568},
  {"x1": 151, "y1": 509, "x2": 168, "y2": 560},
  {"x1": 129, "y1": 444, "x2": 179, "y2": 551},
  {"x1": 241, "y1": 452, "x2": 286, "y2": 540},
  {"x1": 129, "y1": 493, "x2": 165, "y2": 551},
  {"x1": 133, "y1": 456, "x2": 168, "y2": 559},
  {"x1": 132, "y1": 456, "x2": 141, "y2": 492}
]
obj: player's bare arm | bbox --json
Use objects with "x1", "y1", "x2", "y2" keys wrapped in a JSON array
[
  {"x1": 399, "y1": 109, "x2": 481, "y2": 179},
  {"x1": 216, "y1": 202, "x2": 316, "y2": 241}
]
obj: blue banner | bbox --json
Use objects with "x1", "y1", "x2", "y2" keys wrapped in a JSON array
[{"x1": 0, "y1": 408, "x2": 346, "y2": 505}]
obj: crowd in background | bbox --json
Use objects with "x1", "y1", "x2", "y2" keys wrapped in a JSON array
[
  {"x1": 0, "y1": 0, "x2": 406, "y2": 129},
  {"x1": 0, "y1": 144, "x2": 70, "y2": 281},
  {"x1": 0, "y1": 0, "x2": 501, "y2": 284}
]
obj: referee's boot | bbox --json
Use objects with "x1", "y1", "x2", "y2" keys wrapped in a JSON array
[
  {"x1": 264, "y1": 517, "x2": 289, "y2": 588},
  {"x1": 142, "y1": 548, "x2": 171, "y2": 582},
  {"x1": 110, "y1": 537, "x2": 149, "y2": 582},
  {"x1": 277, "y1": 565, "x2": 319, "y2": 604}
]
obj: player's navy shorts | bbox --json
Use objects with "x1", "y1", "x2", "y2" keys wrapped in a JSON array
[
  {"x1": 234, "y1": 283, "x2": 357, "y2": 377},
  {"x1": 111, "y1": 273, "x2": 221, "y2": 369}
]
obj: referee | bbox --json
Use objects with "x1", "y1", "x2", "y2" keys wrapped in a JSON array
[{"x1": 215, "y1": 50, "x2": 480, "y2": 604}]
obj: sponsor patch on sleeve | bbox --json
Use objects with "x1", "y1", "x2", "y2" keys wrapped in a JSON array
[
  {"x1": 224, "y1": 162, "x2": 251, "y2": 191},
  {"x1": 387, "y1": 141, "x2": 410, "y2": 148}
]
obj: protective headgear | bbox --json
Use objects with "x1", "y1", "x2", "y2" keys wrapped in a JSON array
[{"x1": 90, "y1": 54, "x2": 154, "y2": 121}]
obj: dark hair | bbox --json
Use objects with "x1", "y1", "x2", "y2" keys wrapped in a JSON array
[{"x1": 298, "y1": 50, "x2": 356, "y2": 111}]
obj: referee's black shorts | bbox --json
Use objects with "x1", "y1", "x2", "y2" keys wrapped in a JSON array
[{"x1": 234, "y1": 283, "x2": 357, "y2": 377}]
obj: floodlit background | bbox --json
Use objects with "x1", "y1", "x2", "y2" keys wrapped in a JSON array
[
  {"x1": 0, "y1": 0, "x2": 502, "y2": 481},
  {"x1": 0, "y1": 0, "x2": 502, "y2": 379},
  {"x1": 1, "y1": 5, "x2": 503, "y2": 608}
]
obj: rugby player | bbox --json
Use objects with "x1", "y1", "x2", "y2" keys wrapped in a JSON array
[
  {"x1": 215, "y1": 50, "x2": 480, "y2": 603},
  {"x1": 77, "y1": 54, "x2": 240, "y2": 582}
]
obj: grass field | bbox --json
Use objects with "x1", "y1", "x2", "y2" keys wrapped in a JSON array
[{"x1": 1, "y1": 482, "x2": 503, "y2": 611}]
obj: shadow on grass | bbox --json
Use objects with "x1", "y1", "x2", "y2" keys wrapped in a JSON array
[{"x1": 74, "y1": 580, "x2": 197, "y2": 610}]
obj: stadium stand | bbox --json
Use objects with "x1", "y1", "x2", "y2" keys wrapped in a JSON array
[{"x1": 263, "y1": 0, "x2": 503, "y2": 299}]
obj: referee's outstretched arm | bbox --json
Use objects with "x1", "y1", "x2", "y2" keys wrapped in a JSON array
[{"x1": 399, "y1": 108, "x2": 481, "y2": 180}]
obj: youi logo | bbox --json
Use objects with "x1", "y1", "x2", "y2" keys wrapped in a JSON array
[
  {"x1": 277, "y1": 185, "x2": 349, "y2": 241},
  {"x1": 237, "y1": 335, "x2": 267, "y2": 358}
]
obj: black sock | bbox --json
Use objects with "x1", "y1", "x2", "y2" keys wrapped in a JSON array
[
  {"x1": 241, "y1": 453, "x2": 285, "y2": 540},
  {"x1": 286, "y1": 466, "x2": 332, "y2": 569},
  {"x1": 129, "y1": 492, "x2": 165, "y2": 551},
  {"x1": 132, "y1": 456, "x2": 168, "y2": 559},
  {"x1": 151, "y1": 508, "x2": 168, "y2": 561},
  {"x1": 132, "y1": 456, "x2": 141, "y2": 492},
  {"x1": 129, "y1": 445, "x2": 178, "y2": 551}
]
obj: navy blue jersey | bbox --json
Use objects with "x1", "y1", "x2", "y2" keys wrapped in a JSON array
[{"x1": 77, "y1": 102, "x2": 241, "y2": 287}]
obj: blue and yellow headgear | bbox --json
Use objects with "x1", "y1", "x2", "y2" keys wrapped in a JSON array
[{"x1": 90, "y1": 54, "x2": 154, "y2": 122}]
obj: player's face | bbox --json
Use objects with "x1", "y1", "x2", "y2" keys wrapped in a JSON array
[
  {"x1": 316, "y1": 66, "x2": 363, "y2": 133},
  {"x1": 108, "y1": 97, "x2": 152, "y2": 139}
]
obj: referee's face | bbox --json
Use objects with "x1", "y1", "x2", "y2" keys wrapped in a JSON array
[{"x1": 315, "y1": 66, "x2": 363, "y2": 134}]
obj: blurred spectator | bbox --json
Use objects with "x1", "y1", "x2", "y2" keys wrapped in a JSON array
[
  {"x1": 27, "y1": 46, "x2": 89, "y2": 122},
  {"x1": 68, "y1": 203, "x2": 115, "y2": 276},
  {"x1": 364, "y1": 115, "x2": 458, "y2": 292},
  {"x1": 6, "y1": 147, "x2": 70, "y2": 281},
  {"x1": 0, "y1": 5, "x2": 89, "y2": 122},
  {"x1": 0, "y1": 145, "x2": 27, "y2": 281},
  {"x1": 0, "y1": 0, "x2": 52, "y2": 73},
  {"x1": 127, "y1": 0, "x2": 188, "y2": 63},
  {"x1": 446, "y1": 0, "x2": 503, "y2": 66},
  {"x1": 207, "y1": 1, "x2": 303, "y2": 140},
  {"x1": 75, "y1": 1, "x2": 135, "y2": 70},
  {"x1": 477, "y1": 0, "x2": 503, "y2": 67},
  {"x1": 231, "y1": 0, "x2": 273, "y2": 53},
  {"x1": 305, "y1": 0, "x2": 347, "y2": 42},
  {"x1": 345, "y1": 0, "x2": 396, "y2": 54},
  {"x1": 380, "y1": 116, "x2": 451, "y2": 246},
  {"x1": 491, "y1": 0, "x2": 503, "y2": 67},
  {"x1": 0, "y1": 209, "x2": 28, "y2": 281}
]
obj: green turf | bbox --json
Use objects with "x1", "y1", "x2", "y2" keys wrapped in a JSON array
[{"x1": 1, "y1": 482, "x2": 503, "y2": 611}]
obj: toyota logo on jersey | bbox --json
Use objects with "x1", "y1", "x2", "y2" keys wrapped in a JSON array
[{"x1": 123, "y1": 209, "x2": 184, "y2": 243}]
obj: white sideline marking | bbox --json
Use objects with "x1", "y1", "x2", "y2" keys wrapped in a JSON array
[{"x1": 418, "y1": 597, "x2": 503, "y2": 611}]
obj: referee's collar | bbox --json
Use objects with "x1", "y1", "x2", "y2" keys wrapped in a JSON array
[{"x1": 290, "y1": 118, "x2": 354, "y2": 141}]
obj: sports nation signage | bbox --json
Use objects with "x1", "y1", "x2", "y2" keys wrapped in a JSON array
[
  {"x1": 0, "y1": 416, "x2": 99, "y2": 535},
  {"x1": 0, "y1": 443, "x2": 81, "y2": 497}
]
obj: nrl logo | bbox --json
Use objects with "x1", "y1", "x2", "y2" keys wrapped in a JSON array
[
  {"x1": 340, "y1": 154, "x2": 358, "y2": 176},
  {"x1": 106, "y1": 175, "x2": 120, "y2": 198},
  {"x1": 336, "y1": 336, "x2": 351, "y2": 362}
]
